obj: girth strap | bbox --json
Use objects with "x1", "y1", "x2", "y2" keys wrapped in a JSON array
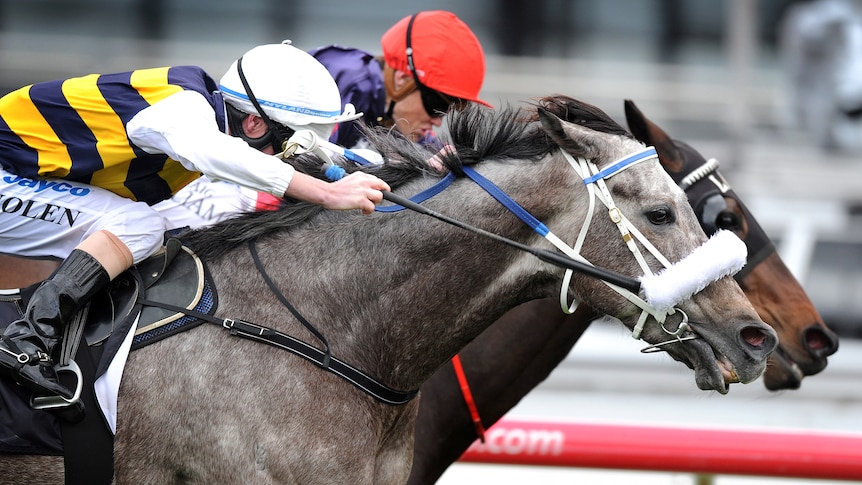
[
  {"x1": 224, "y1": 318, "x2": 418, "y2": 405},
  {"x1": 135, "y1": 297, "x2": 417, "y2": 405}
]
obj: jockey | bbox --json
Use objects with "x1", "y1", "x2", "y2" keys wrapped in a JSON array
[
  {"x1": 310, "y1": 10, "x2": 491, "y2": 152},
  {"x1": 157, "y1": 12, "x2": 486, "y2": 228},
  {"x1": 0, "y1": 41, "x2": 390, "y2": 401}
]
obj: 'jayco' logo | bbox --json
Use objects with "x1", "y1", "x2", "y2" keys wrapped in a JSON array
[
  {"x1": 3, "y1": 175, "x2": 91, "y2": 196},
  {"x1": 1, "y1": 176, "x2": 84, "y2": 227}
]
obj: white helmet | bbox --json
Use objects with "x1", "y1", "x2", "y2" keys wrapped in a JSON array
[{"x1": 219, "y1": 40, "x2": 360, "y2": 140}]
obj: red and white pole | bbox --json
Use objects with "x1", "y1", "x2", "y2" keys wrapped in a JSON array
[{"x1": 460, "y1": 418, "x2": 862, "y2": 481}]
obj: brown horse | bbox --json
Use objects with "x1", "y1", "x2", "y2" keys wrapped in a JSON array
[
  {"x1": 0, "y1": 254, "x2": 59, "y2": 289},
  {"x1": 405, "y1": 97, "x2": 839, "y2": 485},
  {"x1": 623, "y1": 99, "x2": 838, "y2": 388},
  {"x1": 0, "y1": 99, "x2": 775, "y2": 483}
]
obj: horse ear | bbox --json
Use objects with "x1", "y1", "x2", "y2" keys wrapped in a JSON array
[
  {"x1": 624, "y1": 99, "x2": 685, "y2": 174},
  {"x1": 537, "y1": 107, "x2": 564, "y2": 137},
  {"x1": 537, "y1": 107, "x2": 603, "y2": 158},
  {"x1": 538, "y1": 106, "x2": 592, "y2": 155},
  {"x1": 538, "y1": 106, "x2": 572, "y2": 146}
]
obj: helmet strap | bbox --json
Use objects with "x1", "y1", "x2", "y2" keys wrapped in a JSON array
[
  {"x1": 383, "y1": 63, "x2": 417, "y2": 102},
  {"x1": 234, "y1": 56, "x2": 290, "y2": 153}
]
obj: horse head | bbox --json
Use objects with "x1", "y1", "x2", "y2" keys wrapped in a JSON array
[
  {"x1": 529, "y1": 96, "x2": 777, "y2": 393},
  {"x1": 623, "y1": 98, "x2": 839, "y2": 390}
]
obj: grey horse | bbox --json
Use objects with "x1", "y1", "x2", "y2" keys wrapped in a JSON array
[{"x1": 1, "y1": 100, "x2": 776, "y2": 483}]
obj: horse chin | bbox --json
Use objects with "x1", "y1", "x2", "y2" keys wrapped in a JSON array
[
  {"x1": 763, "y1": 346, "x2": 804, "y2": 391},
  {"x1": 666, "y1": 338, "x2": 733, "y2": 394},
  {"x1": 717, "y1": 354, "x2": 741, "y2": 384}
]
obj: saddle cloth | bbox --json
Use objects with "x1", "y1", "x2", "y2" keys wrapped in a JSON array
[{"x1": 0, "y1": 240, "x2": 216, "y2": 454}]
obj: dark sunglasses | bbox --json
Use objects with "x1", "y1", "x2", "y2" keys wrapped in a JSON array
[
  {"x1": 417, "y1": 85, "x2": 466, "y2": 118},
  {"x1": 405, "y1": 13, "x2": 468, "y2": 118}
]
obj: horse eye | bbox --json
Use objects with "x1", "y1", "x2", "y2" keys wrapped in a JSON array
[
  {"x1": 715, "y1": 211, "x2": 741, "y2": 230},
  {"x1": 646, "y1": 206, "x2": 675, "y2": 225}
]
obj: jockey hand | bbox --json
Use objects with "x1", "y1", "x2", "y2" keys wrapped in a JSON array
[
  {"x1": 323, "y1": 171, "x2": 391, "y2": 215},
  {"x1": 427, "y1": 145, "x2": 456, "y2": 173}
]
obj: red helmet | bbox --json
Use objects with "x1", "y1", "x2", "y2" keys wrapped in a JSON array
[{"x1": 381, "y1": 11, "x2": 490, "y2": 107}]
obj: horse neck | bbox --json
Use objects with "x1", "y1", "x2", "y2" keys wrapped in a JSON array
[{"x1": 212, "y1": 155, "x2": 582, "y2": 392}]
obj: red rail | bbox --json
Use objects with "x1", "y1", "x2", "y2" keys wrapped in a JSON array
[{"x1": 459, "y1": 418, "x2": 862, "y2": 481}]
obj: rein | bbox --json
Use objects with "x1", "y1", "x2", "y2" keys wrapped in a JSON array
[
  {"x1": 281, "y1": 130, "x2": 646, "y2": 290},
  {"x1": 297, "y1": 127, "x2": 745, "y2": 345},
  {"x1": 374, "y1": 189, "x2": 643, "y2": 292},
  {"x1": 439, "y1": 147, "x2": 691, "y2": 343},
  {"x1": 451, "y1": 148, "x2": 745, "y2": 349},
  {"x1": 261, "y1": 130, "x2": 745, "y2": 410}
]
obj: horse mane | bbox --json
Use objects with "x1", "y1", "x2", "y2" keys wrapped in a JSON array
[
  {"x1": 178, "y1": 103, "x2": 551, "y2": 259},
  {"x1": 180, "y1": 97, "x2": 622, "y2": 260}
]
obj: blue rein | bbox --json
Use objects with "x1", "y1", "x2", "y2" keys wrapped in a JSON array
[
  {"x1": 364, "y1": 163, "x2": 548, "y2": 236},
  {"x1": 374, "y1": 172, "x2": 457, "y2": 213},
  {"x1": 319, "y1": 159, "x2": 643, "y2": 293}
]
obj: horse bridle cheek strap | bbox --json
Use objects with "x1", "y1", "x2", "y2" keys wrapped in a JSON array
[
  {"x1": 554, "y1": 149, "x2": 680, "y2": 339},
  {"x1": 460, "y1": 148, "x2": 682, "y2": 343}
]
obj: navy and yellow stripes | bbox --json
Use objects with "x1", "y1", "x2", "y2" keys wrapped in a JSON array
[{"x1": 0, "y1": 66, "x2": 219, "y2": 205}]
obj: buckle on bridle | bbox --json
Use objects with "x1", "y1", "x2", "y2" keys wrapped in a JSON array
[{"x1": 639, "y1": 309, "x2": 699, "y2": 353}]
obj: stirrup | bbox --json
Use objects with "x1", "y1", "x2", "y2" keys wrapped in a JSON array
[{"x1": 30, "y1": 359, "x2": 83, "y2": 410}]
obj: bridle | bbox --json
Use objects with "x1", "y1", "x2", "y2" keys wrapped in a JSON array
[
  {"x1": 675, "y1": 156, "x2": 775, "y2": 281},
  {"x1": 461, "y1": 146, "x2": 694, "y2": 343},
  {"x1": 450, "y1": 146, "x2": 745, "y2": 351},
  {"x1": 548, "y1": 148, "x2": 705, "y2": 349},
  {"x1": 194, "y1": 130, "x2": 746, "y2": 409},
  {"x1": 284, "y1": 129, "x2": 746, "y2": 350}
]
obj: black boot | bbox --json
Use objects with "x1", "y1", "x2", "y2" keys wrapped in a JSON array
[{"x1": 0, "y1": 250, "x2": 110, "y2": 399}]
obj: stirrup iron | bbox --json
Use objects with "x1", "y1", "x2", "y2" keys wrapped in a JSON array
[{"x1": 30, "y1": 360, "x2": 83, "y2": 410}]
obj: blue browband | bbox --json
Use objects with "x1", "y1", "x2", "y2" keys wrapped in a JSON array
[
  {"x1": 372, "y1": 147, "x2": 658, "y2": 224},
  {"x1": 583, "y1": 147, "x2": 657, "y2": 185}
]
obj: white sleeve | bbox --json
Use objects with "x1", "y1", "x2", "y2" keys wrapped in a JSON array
[
  {"x1": 152, "y1": 176, "x2": 259, "y2": 230},
  {"x1": 125, "y1": 90, "x2": 293, "y2": 197},
  {"x1": 0, "y1": 167, "x2": 165, "y2": 263},
  {"x1": 348, "y1": 148, "x2": 384, "y2": 165}
]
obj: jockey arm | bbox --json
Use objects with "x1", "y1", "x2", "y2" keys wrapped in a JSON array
[
  {"x1": 126, "y1": 90, "x2": 295, "y2": 198},
  {"x1": 127, "y1": 90, "x2": 389, "y2": 215}
]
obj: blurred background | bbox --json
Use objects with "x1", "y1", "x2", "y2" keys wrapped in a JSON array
[{"x1": 2, "y1": 1, "x2": 861, "y2": 483}]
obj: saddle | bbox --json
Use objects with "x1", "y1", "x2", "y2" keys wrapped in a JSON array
[
  {"x1": 0, "y1": 239, "x2": 215, "y2": 459},
  {"x1": 83, "y1": 237, "x2": 209, "y2": 350}
]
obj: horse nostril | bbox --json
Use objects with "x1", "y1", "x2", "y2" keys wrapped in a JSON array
[
  {"x1": 805, "y1": 329, "x2": 828, "y2": 350},
  {"x1": 741, "y1": 326, "x2": 768, "y2": 348},
  {"x1": 804, "y1": 326, "x2": 840, "y2": 357}
]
